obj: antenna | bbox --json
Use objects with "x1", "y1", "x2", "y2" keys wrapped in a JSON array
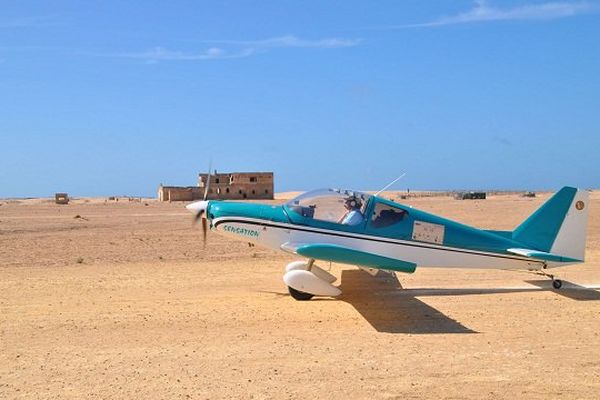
[{"x1": 374, "y1": 173, "x2": 406, "y2": 196}]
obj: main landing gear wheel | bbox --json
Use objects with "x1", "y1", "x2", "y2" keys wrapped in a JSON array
[
  {"x1": 288, "y1": 286, "x2": 315, "y2": 301},
  {"x1": 552, "y1": 279, "x2": 563, "y2": 289}
]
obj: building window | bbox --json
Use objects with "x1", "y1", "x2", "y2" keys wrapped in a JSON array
[
  {"x1": 217, "y1": 188, "x2": 221, "y2": 194},
  {"x1": 249, "y1": 176, "x2": 257, "y2": 183},
  {"x1": 265, "y1": 189, "x2": 269, "y2": 194},
  {"x1": 252, "y1": 189, "x2": 255, "y2": 195},
  {"x1": 226, "y1": 187, "x2": 230, "y2": 193},
  {"x1": 238, "y1": 189, "x2": 242, "y2": 194},
  {"x1": 215, "y1": 178, "x2": 220, "y2": 184}
]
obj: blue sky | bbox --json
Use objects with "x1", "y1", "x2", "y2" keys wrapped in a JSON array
[{"x1": 1, "y1": 1, "x2": 599, "y2": 197}]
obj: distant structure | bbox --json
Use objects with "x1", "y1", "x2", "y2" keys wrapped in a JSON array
[
  {"x1": 198, "y1": 172, "x2": 274, "y2": 200},
  {"x1": 55, "y1": 193, "x2": 69, "y2": 205},
  {"x1": 454, "y1": 191, "x2": 487, "y2": 200},
  {"x1": 157, "y1": 171, "x2": 274, "y2": 202},
  {"x1": 157, "y1": 186, "x2": 202, "y2": 202}
]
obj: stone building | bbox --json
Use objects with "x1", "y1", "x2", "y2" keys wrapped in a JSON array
[
  {"x1": 157, "y1": 171, "x2": 274, "y2": 201},
  {"x1": 197, "y1": 172, "x2": 274, "y2": 200},
  {"x1": 157, "y1": 186, "x2": 203, "y2": 202}
]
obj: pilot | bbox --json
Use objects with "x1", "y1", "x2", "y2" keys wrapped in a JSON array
[{"x1": 339, "y1": 196, "x2": 364, "y2": 226}]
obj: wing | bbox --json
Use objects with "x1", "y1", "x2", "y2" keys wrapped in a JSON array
[
  {"x1": 281, "y1": 242, "x2": 416, "y2": 273},
  {"x1": 506, "y1": 248, "x2": 581, "y2": 263}
]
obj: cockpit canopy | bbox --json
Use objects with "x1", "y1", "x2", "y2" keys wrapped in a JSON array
[{"x1": 286, "y1": 188, "x2": 372, "y2": 225}]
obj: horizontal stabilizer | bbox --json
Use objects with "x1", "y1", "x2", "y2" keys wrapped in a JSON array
[
  {"x1": 507, "y1": 248, "x2": 581, "y2": 263},
  {"x1": 281, "y1": 242, "x2": 416, "y2": 273}
]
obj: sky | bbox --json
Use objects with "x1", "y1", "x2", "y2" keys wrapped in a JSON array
[{"x1": 1, "y1": 1, "x2": 599, "y2": 197}]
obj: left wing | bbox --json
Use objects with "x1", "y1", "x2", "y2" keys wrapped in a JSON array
[{"x1": 281, "y1": 242, "x2": 417, "y2": 273}]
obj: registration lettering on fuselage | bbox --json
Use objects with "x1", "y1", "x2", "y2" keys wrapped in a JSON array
[
  {"x1": 412, "y1": 220, "x2": 445, "y2": 245},
  {"x1": 222, "y1": 225, "x2": 260, "y2": 238}
]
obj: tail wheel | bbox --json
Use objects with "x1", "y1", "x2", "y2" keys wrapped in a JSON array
[
  {"x1": 552, "y1": 279, "x2": 563, "y2": 289},
  {"x1": 288, "y1": 286, "x2": 314, "y2": 301}
]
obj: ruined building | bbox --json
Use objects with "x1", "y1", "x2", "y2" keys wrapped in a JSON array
[
  {"x1": 157, "y1": 172, "x2": 274, "y2": 201},
  {"x1": 157, "y1": 186, "x2": 202, "y2": 202},
  {"x1": 197, "y1": 172, "x2": 274, "y2": 200}
]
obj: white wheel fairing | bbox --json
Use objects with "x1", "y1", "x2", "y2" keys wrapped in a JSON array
[
  {"x1": 285, "y1": 261, "x2": 308, "y2": 272},
  {"x1": 285, "y1": 261, "x2": 337, "y2": 283},
  {"x1": 283, "y1": 270, "x2": 341, "y2": 297}
]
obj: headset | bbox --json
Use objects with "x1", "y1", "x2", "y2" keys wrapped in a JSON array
[{"x1": 345, "y1": 197, "x2": 361, "y2": 209}]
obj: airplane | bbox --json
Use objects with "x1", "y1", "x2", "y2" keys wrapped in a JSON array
[{"x1": 186, "y1": 185, "x2": 589, "y2": 300}]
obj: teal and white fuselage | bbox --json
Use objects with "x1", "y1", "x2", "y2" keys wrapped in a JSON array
[{"x1": 187, "y1": 187, "x2": 589, "y2": 299}]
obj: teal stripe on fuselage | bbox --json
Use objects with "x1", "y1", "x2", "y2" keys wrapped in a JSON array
[{"x1": 485, "y1": 230, "x2": 513, "y2": 239}]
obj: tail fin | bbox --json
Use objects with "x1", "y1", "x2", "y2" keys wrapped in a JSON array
[{"x1": 513, "y1": 187, "x2": 589, "y2": 261}]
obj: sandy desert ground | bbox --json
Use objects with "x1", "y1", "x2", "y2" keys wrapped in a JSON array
[{"x1": 1, "y1": 191, "x2": 599, "y2": 399}]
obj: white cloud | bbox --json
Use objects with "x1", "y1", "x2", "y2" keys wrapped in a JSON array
[
  {"x1": 0, "y1": 15, "x2": 58, "y2": 28},
  {"x1": 115, "y1": 46, "x2": 255, "y2": 63},
  {"x1": 203, "y1": 35, "x2": 362, "y2": 49},
  {"x1": 401, "y1": 1, "x2": 595, "y2": 28},
  {"x1": 107, "y1": 35, "x2": 361, "y2": 63}
]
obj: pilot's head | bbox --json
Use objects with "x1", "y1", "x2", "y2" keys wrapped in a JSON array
[{"x1": 344, "y1": 196, "x2": 361, "y2": 210}]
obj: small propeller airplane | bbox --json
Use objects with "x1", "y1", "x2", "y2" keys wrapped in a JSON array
[{"x1": 187, "y1": 178, "x2": 590, "y2": 300}]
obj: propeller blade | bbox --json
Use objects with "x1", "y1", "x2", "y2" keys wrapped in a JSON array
[
  {"x1": 201, "y1": 217, "x2": 207, "y2": 247},
  {"x1": 186, "y1": 196, "x2": 210, "y2": 247},
  {"x1": 193, "y1": 209, "x2": 204, "y2": 225},
  {"x1": 203, "y1": 161, "x2": 212, "y2": 201},
  {"x1": 186, "y1": 201, "x2": 209, "y2": 246}
]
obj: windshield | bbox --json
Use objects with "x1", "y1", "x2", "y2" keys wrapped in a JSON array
[{"x1": 286, "y1": 188, "x2": 372, "y2": 225}]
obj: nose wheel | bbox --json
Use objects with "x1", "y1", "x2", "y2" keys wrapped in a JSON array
[{"x1": 287, "y1": 286, "x2": 314, "y2": 301}]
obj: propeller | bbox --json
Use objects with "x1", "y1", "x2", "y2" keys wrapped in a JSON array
[
  {"x1": 187, "y1": 200, "x2": 210, "y2": 246},
  {"x1": 203, "y1": 161, "x2": 212, "y2": 202},
  {"x1": 187, "y1": 163, "x2": 212, "y2": 247}
]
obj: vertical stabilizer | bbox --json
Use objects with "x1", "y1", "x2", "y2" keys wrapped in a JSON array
[{"x1": 513, "y1": 187, "x2": 589, "y2": 261}]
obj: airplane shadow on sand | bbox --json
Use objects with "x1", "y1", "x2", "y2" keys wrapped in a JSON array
[
  {"x1": 391, "y1": 280, "x2": 600, "y2": 301},
  {"x1": 337, "y1": 270, "x2": 600, "y2": 334},
  {"x1": 338, "y1": 269, "x2": 476, "y2": 335},
  {"x1": 260, "y1": 271, "x2": 600, "y2": 334},
  {"x1": 525, "y1": 280, "x2": 600, "y2": 301}
]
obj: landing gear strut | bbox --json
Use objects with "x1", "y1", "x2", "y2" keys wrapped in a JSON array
[{"x1": 530, "y1": 266, "x2": 563, "y2": 290}]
